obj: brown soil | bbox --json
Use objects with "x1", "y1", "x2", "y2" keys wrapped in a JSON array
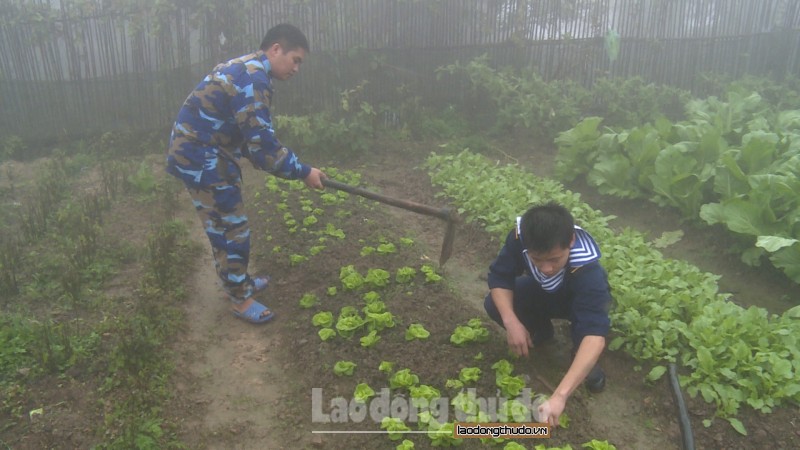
[
  {"x1": 3, "y1": 139, "x2": 798, "y2": 450},
  {"x1": 164, "y1": 139, "x2": 798, "y2": 449}
]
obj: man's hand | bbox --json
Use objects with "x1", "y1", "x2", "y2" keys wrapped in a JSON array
[
  {"x1": 537, "y1": 393, "x2": 566, "y2": 427},
  {"x1": 505, "y1": 319, "x2": 533, "y2": 357},
  {"x1": 304, "y1": 167, "x2": 326, "y2": 189}
]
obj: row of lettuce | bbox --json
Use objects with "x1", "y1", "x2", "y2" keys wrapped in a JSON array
[
  {"x1": 425, "y1": 150, "x2": 800, "y2": 435},
  {"x1": 554, "y1": 91, "x2": 800, "y2": 285},
  {"x1": 259, "y1": 172, "x2": 619, "y2": 449}
]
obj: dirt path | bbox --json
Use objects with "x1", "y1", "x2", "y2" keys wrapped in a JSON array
[{"x1": 169, "y1": 201, "x2": 289, "y2": 450}]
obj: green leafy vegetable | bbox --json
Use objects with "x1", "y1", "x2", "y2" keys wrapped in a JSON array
[
  {"x1": 298, "y1": 293, "x2": 318, "y2": 309},
  {"x1": 360, "y1": 330, "x2": 381, "y2": 348},
  {"x1": 389, "y1": 368, "x2": 420, "y2": 389},
  {"x1": 312, "y1": 311, "x2": 333, "y2": 328},
  {"x1": 333, "y1": 360, "x2": 356, "y2": 376},
  {"x1": 318, "y1": 328, "x2": 336, "y2": 341},
  {"x1": 405, "y1": 323, "x2": 430, "y2": 341},
  {"x1": 354, "y1": 382, "x2": 376, "y2": 403}
]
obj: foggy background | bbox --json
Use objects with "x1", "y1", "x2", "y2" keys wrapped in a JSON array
[{"x1": 1, "y1": 0, "x2": 799, "y2": 143}]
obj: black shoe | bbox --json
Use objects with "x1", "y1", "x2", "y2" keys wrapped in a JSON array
[
  {"x1": 532, "y1": 320, "x2": 554, "y2": 346},
  {"x1": 585, "y1": 365, "x2": 606, "y2": 393}
]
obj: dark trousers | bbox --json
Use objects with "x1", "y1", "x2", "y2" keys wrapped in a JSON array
[{"x1": 484, "y1": 275, "x2": 579, "y2": 347}]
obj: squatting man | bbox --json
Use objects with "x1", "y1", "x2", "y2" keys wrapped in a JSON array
[{"x1": 484, "y1": 202, "x2": 611, "y2": 426}]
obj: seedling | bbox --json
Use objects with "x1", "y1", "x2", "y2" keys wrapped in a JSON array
[
  {"x1": 405, "y1": 324, "x2": 430, "y2": 341},
  {"x1": 380, "y1": 417, "x2": 410, "y2": 441},
  {"x1": 333, "y1": 360, "x2": 356, "y2": 376},
  {"x1": 298, "y1": 293, "x2": 318, "y2": 308},
  {"x1": 389, "y1": 368, "x2": 419, "y2": 389},
  {"x1": 318, "y1": 328, "x2": 336, "y2": 341},
  {"x1": 354, "y1": 382, "x2": 376, "y2": 403},
  {"x1": 365, "y1": 268, "x2": 390, "y2": 288},
  {"x1": 312, "y1": 311, "x2": 333, "y2": 328},
  {"x1": 360, "y1": 330, "x2": 380, "y2": 348},
  {"x1": 458, "y1": 367, "x2": 481, "y2": 384},
  {"x1": 395, "y1": 266, "x2": 416, "y2": 283}
]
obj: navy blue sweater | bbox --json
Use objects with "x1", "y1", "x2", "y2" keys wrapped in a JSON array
[{"x1": 488, "y1": 229, "x2": 612, "y2": 341}]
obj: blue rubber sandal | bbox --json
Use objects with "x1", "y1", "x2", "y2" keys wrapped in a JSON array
[{"x1": 232, "y1": 300, "x2": 275, "y2": 324}]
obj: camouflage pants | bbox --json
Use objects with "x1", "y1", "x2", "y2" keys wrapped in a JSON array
[{"x1": 185, "y1": 180, "x2": 257, "y2": 304}]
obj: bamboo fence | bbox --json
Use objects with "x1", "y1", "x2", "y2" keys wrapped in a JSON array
[{"x1": 1, "y1": 0, "x2": 799, "y2": 143}]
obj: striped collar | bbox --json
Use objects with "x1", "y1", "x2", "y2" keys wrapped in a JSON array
[{"x1": 516, "y1": 217, "x2": 601, "y2": 292}]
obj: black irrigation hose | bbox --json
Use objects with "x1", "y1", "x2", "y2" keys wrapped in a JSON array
[{"x1": 669, "y1": 363, "x2": 696, "y2": 450}]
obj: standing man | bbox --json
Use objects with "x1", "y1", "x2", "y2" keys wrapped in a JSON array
[
  {"x1": 484, "y1": 202, "x2": 611, "y2": 426},
  {"x1": 166, "y1": 24, "x2": 325, "y2": 324}
]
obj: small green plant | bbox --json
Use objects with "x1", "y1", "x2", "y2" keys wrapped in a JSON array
[
  {"x1": 399, "y1": 237, "x2": 414, "y2": 246},
  {"x1": 376, "y1": 243, "x2": 397, "y2": 254},
  {"x1": 582, "y1": 439, "x2": 616, "y2": 449},
  {"x1": 365, "y1": 311, "x2": 395, "y2": 331},
  {"x1": 450, "y1": 318, "x2": 490, "y2": 345},
  {"x1": 335, "y1": 309, "x2": 366, "y2": 338},
  {"x1": 339, "y1": 265, "x2": 364, "y2": 290},
  {"x1": 395, "y1": 266, "x2": 417, "y2": 283},
  {"x1": 362, "y1": 291, "x2": 381, "y2": 303},
  {"x1": 379, "y1": 361, "x2": 394, "y2": 373},
  {"x1": 303, "y1": 215, "x2": 318, "y2": 227},
  {"x1": 318, "y1": 328, "x2": 336, "y2": 341},
  {"x1": 129, "y1": 161, "x2": 157, "y2": 196},
  {"x1": 289, "y1": 254, "x2": 308, "y2": 266},
  {"x1": 458, "y1": 367, "x2": 482, "y2": 384},
  {"x1": 308, "y1": 245, "x2": 325, "y2": 256},
  {"x1": 405, "y1": 324, "x2": 430, "y2": 341},
  {"x1": 420, "y1": 264, "x2": 442, "y2": 282},
  {"x1": 298, "y1": 293, "x2": 318, "y2": 309},
  {"x1": 381, "y1": 417, "x2": 411, "y2": 441},
  {"x1": 360, "y1": 330, "x2": 381, "y2": 348},
  {"x1": 354, "y1": 382, "x2": 376, "y2": 403},
  {"x1": 389, "y1": 368, "x2": 420, "y2": 389},
  {"x1": 360, "y1": 246, "x2": 376, "y2": 256},
  {"x1": 396, "y1": 439, "x2": 415, "y2": 450},
  {"x1": 409, "y1": 384, "x2": 441, "y2": 408},
  {"x1": 333, "y1": 360, "x2": 357, "y2": 376},
  {"x1": 365, "y1": 268, "x2": 390, "y2": 288},
  {"x1": 312, "y1": 311, "x2": 333, "y2": 327}
]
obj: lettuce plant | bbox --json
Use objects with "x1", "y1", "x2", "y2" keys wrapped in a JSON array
[
  {"x1": 409, "y1": 384, "x2": 441, "y2": 407},
  {"x1": 318, "y1": 328, "x2": 336, "y2": 341},
  {"x1": 396, "y1": 440, "x2": 415, "y2": 450},
  {"x1": 362, "y1": 291, "x2": 381, "y2": 303},
  {"x1": 381, "y1": 417, "x2": 410, "y2": 441},
  {"x1": 360, "y1": 330, "x2": 380, "y2": 348},
  {"x1": 395, "y1": 266, "x2": 417, "y2": 283},
  {"x1": 377, "y1": 243, "x2": 397, "y2": 254},
  {"x1": 389, "y1": 368, "x2": 419, "y2": 389},
  {"x1": 339, "y1": 265, "x2": 364, "y2": 290},
  {"x1": 405, "y1": 323, "x2": 430, "y2": 341},
  {"x1": 420, "y1": 264, "x2": 442, "y2": 282},
  {"x1": 365, "y1": 311, "x2": 395, "y2": 331},
  {"x1": 458, "y1": 367, "x2": 482, "y2": 384},
  {"x1": 365, "y1": 268, "x2": 390, "y2": 288},
  {"x1": 289, "y1": 254, "x2": 308, "y2": 266},
  {"x1": 312, "y1": 311, "x2": 333, "y2": 327},
  {"x1": 298, "y1": 293, "x2": 318, "y2": 309},
  {"x1": 336, "y1": 313, "x2": 366, "y2": 338},
  {"x1": 354, "y1": 382, "x2": 376, "y2": 403},
  {"x1": 333, "y1": 360, "x2": 356, "y2": 376},
  {"x1": 378, "y1": 361, "x2": 394, "y2": 374}
]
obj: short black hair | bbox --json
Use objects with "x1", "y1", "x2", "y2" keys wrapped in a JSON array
[
  {"x1": 260, "y1": 23, "x2": 309, "y2": 52},
  {"x1": 520, "y1": 202, "x2": 575, "y2": 252}
]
